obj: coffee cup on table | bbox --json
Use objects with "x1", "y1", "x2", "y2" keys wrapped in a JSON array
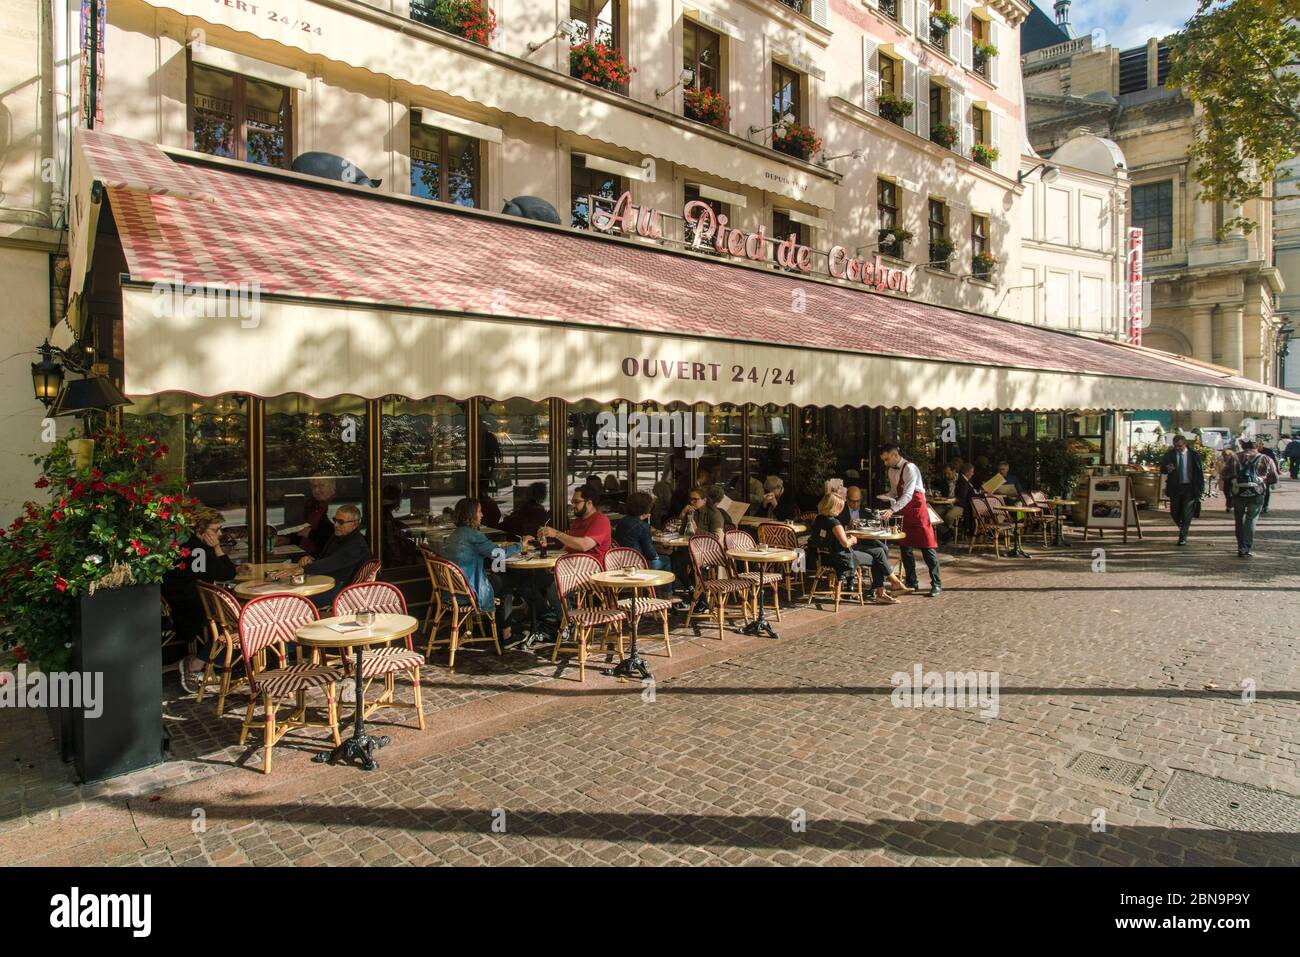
[{"x1": 355, "y1": 608, "x2": 376, "y2": 626}]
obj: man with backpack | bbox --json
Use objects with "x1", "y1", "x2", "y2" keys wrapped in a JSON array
[{"x1": 1221, "y1": 439, "x2": 1279, "y2": 558}]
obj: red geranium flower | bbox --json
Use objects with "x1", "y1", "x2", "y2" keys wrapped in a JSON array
[
  {"x1": 54, "y1": 576, "x2": 68, "y2": 592},
  {"x1": 34, "y1": 477, "x2": 49, "y2": 489}
]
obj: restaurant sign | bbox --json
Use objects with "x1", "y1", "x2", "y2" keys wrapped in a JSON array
[
  {"x1": 592, "y1": 191, "x2": 913, "y2": 295},
  {"x1": 1126, "y1": 227, "x2": 1144, "y2": 346}
]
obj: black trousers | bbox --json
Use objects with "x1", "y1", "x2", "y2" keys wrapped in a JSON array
[
  {"x1": 851, "y1": 539, "x2": 892, "y2": 589},
  {"x1": 1168, "y1": 489, "x2": 1197, "y2": 539},
  {"x1": 899, "y1": 546, "x2": 941, "y2": 588}
]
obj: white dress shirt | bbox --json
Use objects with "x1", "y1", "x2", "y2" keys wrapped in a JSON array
[{"x1": 885, "y1": 460, "x2": 925, "y2": 512}]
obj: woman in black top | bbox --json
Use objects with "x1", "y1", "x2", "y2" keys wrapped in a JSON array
[
  {"x1": 809, "y1": 491, "x2": 869, "y2": 585},
  {"x1": 162, "y1": 507, "x2": 240, "y2": 691}
]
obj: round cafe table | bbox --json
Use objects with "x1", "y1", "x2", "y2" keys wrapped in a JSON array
[
  {"x1": 233, "y1": 573, "x2": 334, "y2": 600},
  {"x1": 738, "y1": 517, "x2": 809, "y2": 535},
  {"x1": 990, "y1": 503, "x2": 1041, "y2": 559},
  {"x1": 726, "y1": 547, "x2": 799, "y2": 640},
  {"x1": 504, "y1": 551, "x2": 559, "y2": 571},
  {"x1": 295, "y1": 613, "x2": 418, "y2": 771},
  {"x1": 1043, "y1": 499, "x2": 1078, "y2": 547},
  {"x1": 590, "y1": 568, "x2": 675, "y2": 681},
  {"x1": 651, "y1": 535, "x2": 691, "y2": 551}
]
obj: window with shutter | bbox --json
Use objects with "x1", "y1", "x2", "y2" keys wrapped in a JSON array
[
  {"x1": 958, "y1": 95, "x2": 973, "y2": 157},
  {"x1": 810, "y1": 0, "x2": 830, "y2": 28},
  {"x1": 960, "y1": 1, "x2": 973, "y2": 70},
  {"x1": 901, "y1": 0, "x2": 915, "y2": 35},
  {"x1": 987, "y1": 20, "x2": 1000, "y2": 85},
  {"x1": 862, "y1": 37, "x2": 879, "y2": 113},
  {"x1": 902, "y1": 58, "x2": 917, "y2": 134},
  {"x1": 915, "y1": 69, "x2": 931, "y2": 141}
]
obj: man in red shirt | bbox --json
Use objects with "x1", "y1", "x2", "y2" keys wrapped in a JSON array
[{"x1": 539, "y1": 485, "x2": 611, "y2": 561}]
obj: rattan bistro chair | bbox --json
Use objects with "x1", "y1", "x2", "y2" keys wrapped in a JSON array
[
  {"x1": 603, "y1": 547, "x2": 674, "y2": 658},
  {"x1": 967, "y1": 495, "x2": 1012, "y2": 558},
  {"x1": 434, "y1": 560, "x2": 503, "y2": 670},
  {"x1": 236, "y1": 595, "x2": 342, "y2": 774},
  {"x1": 756, "y1": 522, "x2": 803, "y2": 600},
  {"x1": 350, "y1": 559, "x2": 382, "y2": 585},
  {"x1": 195, "y1": 581, "x2": 252, "y2": 715},
  {"x1": 725, "y1": 528, "x2": 786, "y2": 621},
  {"x1": 551, "y1": 553, "x2": 626, "y2": 682},
  {"x1": 685, "y1": 534, "x2": 755, "y2": 640},
  {"x1": 419, "y1": 547, "x2": 451, "y2": 655},
  {"x1": 803, "y1": 547, "x2": 866, "y2": 613},
  {"x1": 332, "y1": 582, "x2": 424, "y2": 730}
]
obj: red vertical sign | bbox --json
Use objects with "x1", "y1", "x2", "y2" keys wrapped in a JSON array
[{"x1": 1127, "y1": 227, "x2": 1144, "y2": 345}]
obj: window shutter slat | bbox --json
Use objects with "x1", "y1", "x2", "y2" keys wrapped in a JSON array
[
  {"x1": 915, "y1": 68, "x2": 930, "y2": 141},
  {"x1": 811, "y1": 0, "x2": 831, "y2": 28},
  {"x1": 988, "y1": 21, "x2": 1000, "y2": 85},
  {"x1": 902, "y1": 0, "x2": 916, "y2": 35},
  {"x1": 960, "y1": 1, "x2": 973, "y2": 70},
  {"x1": 863, "y1": 37, "x2": 880, "y2": 112},
  {"x1": 903, "y1": 59, "x2": 917, "y2": 134}
]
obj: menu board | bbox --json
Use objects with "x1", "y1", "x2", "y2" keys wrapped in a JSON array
[{"x1": 1082, "y1": 474, "x2": 1142, "y2": 541}]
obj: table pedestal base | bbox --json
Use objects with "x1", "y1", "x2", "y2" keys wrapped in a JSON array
[
  {"x1": 742, "y1": 612, "x2": 780, "y2": 640},
  {"x1": 610, "y1": 653, "x2": 652, "y2": 680},
  {"x1": 314, "y1": 731, "x2": 389, "y2": 771}
]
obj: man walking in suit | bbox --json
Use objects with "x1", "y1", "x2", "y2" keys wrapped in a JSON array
[{"x1": 1161, "y1": 434, "x2": 1204, "y2": 545}]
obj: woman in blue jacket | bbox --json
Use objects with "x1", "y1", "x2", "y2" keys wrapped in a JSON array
[{"x1": 440, "y1": 497, "x2": 531, "y2": 641}]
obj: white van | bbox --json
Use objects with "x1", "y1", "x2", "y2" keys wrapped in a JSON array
[
  {"x1": 1128, "y1": 420, "x2": 1166, "y2": 446},
  {"x1": 1195, "y1": 427, "x2": 1232, "y2": 450}
]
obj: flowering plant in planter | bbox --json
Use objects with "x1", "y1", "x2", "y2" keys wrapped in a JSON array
[
  {"x1": 0, "y1": 430, "x2": 194, "y2": 672},
  {"x1": 929, "y1": 236, "x2": 956, "y2": 266},
  {"x1": 570, "y1": 41, "x2": 635, "y2": 92},
  {"x1": 972, "y1": 250, "x2": 998, "y2": 278},
  {"x1": 879, "y1": 226, "x2": 915, "y2": 256},
  {"x1": 877, "y1": 91, "x2": 913, "y2": 125},
  {"x1": 970, "y1": 142, "x2": 1000, "y2": 167},
  {"x1": 411, "y1": 0, "x2": 497, "y2": 46},
  {"x1": 683, "y1": 86, "x2": 730, "y2": 128},
  {"x1": 973, "y1": 39, "x2": 999, "y2": 67},
  {"x1": 931, "y1": 11, "x2": 960, "y2": 33},
  {"x1": 771, "y1": 121, "x2": 823, "y2": 160},
  {"x1": 930, "y1": 123, "x2": 958, "y2": 148}
]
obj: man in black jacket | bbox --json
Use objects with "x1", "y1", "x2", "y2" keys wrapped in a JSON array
[
  {"x1": 279, "y1": 504, "x2": 370, "y2": 607},
  {"x1": 1161, "y1": 434, "x2": 1204, "y2": 545}
]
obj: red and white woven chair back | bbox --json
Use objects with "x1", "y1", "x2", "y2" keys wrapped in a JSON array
[
  {"x1": 238, "y1": 595, "x2": 318, "y2": 675},
  {"x1": 554, "y1": 553, "x2": 601, "y2": 599},
  {"x1": 757, "y1": 523, "x2": 798, "y2": 550},
  {"x1": 688, "y1": 534, "x2": 729, "y2": 577},
  {"x1": 604, "y1": 546, "x2": 647, "y2": 571},
  {"x1": 333, "y1": 581, "x2": 407, "y2": 618},
  {"x1": 197, "y1": 580, "x2": 241, "y2": 632},
  {"x1": 351, "y1": 559, "x2": 382, "y2": 584},
  {"x1": 724, "y1": 529, "x2": 756, "y2": 551}
]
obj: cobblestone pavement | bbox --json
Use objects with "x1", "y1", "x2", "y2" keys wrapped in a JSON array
[{"x1": 7, "y1": 482, "x2": 1300, "y2": 866}]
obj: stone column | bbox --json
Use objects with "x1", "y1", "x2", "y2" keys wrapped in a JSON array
[
  {"x1": 1220, "y1": 305, "x2": 1245, "y2": 376},
  {"x1": 1189, "y1": 304, "x2": 1217, "y2": 428}
]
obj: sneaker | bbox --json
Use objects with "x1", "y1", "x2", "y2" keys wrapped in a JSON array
[
  {"x1": 691, "y1": 598, "x2": 710, "y2": 615},
  {"x1": 927, "y1": 584, "x2": 942, "y2": 598},
  {"x1": 1177, "y1": 538, "x2": 1187, "y2": 546},
  {"x1": 670, "y1": 600, "x2": 691, "y2": 614}
]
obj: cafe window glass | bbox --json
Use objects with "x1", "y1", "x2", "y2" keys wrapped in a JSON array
[
  {"x1": 411, "y1": 119, "x2": 481, "y2": 207},
  {"x1": 1132, "y1": 180, "x2": 1173, "y2": 251},
  {"x1": 969, "y1": 411, "x2": 995, "y2": 480},
  {"x1": 571, "y1": 0, "x2": 619, "y2": 46},
  {"x1": 379, "y1": 396, "x2": 467, "y2": 558},
  {"x1": 934, "y1": 408, "x2": 967, "y2": 468},
  {"x1": 697, "y1": 403, "x2": 744, "y2": 503},
  {"x1": 683, "y1": 20, "x2": 722, "y2": 98},
  {"x1": 568, "y1": 400, "x2": 629, "y2": 512},
  {"x1": 878, "y1": 178, "x2": 901, "y2": 257},
  {"x1": 571, "y1": 156, "x2": 625, "y2": 229},
  {"x1": 1035, "y1": 413, "x2": 1062, "y2": 440},
  {"x1": 122, "y1": 395, "x2": 251, "y2": 562},
  {"x1": 189, "y1": 63, "x2": 291, "y2": 169},
  {"x1": 631, "y1": 401, "x2": 695, "y2": 528},
  {"x1": 771, "y1": 62, "x2": 802, "y2": 127},
  {"x1": 746, "y1": 404, "x2": 789, "y2": 510},
  {"x1": 1068, "y1": 413, "x2": 1105, "y2": 466},
  {"x1": 820, "y1": 406, "x2": 871, "y2": 481},
  {"x1": 479, "y1": 398, "x2": 552, "y2": 524},
  {"x1": 264, "y1": 396, "x2": 369, "y2": 562},
  {"x1": 999, "y1": 412, "x2": 1033, "y2": 441}
]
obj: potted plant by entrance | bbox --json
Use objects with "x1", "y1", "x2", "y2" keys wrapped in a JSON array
[
  {"x1": 794, "y1": 434, "x2": 839, "y2": 509},
  {"x1": 970, "y1": 142, "x2": 1000, "y2": 168},
  {"x1": 877, "y1": 91, "x2": 913, "y2": 126},
  {"x1": 929, "y1": 236, "x2": 956, "y2": 269},
  {"x1": 771, "y1": 121, "x2": 823, "y2": 161},
  {"x1": 930, "y1": 122, "x2": 958, "y2": 149},
  {"x1": 0, "y1": 430, "x2": 192, "y2": 782},
  {"x1": 683, "y1": 85, "x2": 731, "y2": 129},
  {"x1": 570, "y1": 40, "x2": 635, "y2": 92},
  {"x1": 1035, "y1": 438, "x2": 1087, "y2": 501},
  {"x1": 972, "y1": 250, "x2": 997, "y2": 280},
  {"x1": 409, "y1": 0, "x2": 498, "y2": 46}
]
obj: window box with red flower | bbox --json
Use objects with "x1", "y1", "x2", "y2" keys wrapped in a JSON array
[
  {"x1": 570, "y1": 41, "x2": 635, "y2": 93},
  {"x1": 973, "y1": 250, "x2": 997, "y2": 279},
  {"x1": 930, "y1": 123, "x2": 958, "y2": 149},
  {"x1": 683, "y1": 86, "x2": 730, "y2": 130},
  {"x1": 970, "y1": 142, "x2": 999, "y2": 168},
  {"x1": 410, "y1": 0, "x2": 498, "y2": 47},
  {"x1": 771, "y1": 121, "x2": 822, "y2": 161}
]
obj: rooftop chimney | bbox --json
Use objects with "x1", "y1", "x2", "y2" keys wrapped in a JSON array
[{"x1": 1053, "y1": 0, "x2": 1074, "y2": 37}]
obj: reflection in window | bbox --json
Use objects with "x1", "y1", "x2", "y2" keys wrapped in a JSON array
[
  {"x1": 747, "y1": 404, "x2": 790, "y2": 507},
  {"x1": 380, "y1": 397, "x2": 467, "y2": 560},
  {"x1": 478, "y1": 398, "x2": 551, "y2": 526},
  {"x1": 969, "y1": 412, "x2": 995, "y2": 480},
  {"x1": 568, "y1": 400, "x2": 627, "y2": 512},
  {"x1": 1035, "y1": 413, "x2": 1062, "y2": 440},
  {"x1": 411, "y1": 119, "x2": 481, "y2": 207},
  {"x1": 190, "y1": 63, "x2": 291, "y2": 168},
  {"x1": 631, "y1": 401, "x2": 695, "y2": 529},
  {"x1": 697, "y1": 403, "x2": 743, "y2": 506},
  {"x1": 122, "y1": 394, "x2": 251, "y2": 561},
  {"x1": 264, "y1": 395, "x2": 369, "y2": 562},
  {"x1": 571, "y1": 156, "x2": 624, "y2": 229},
  {"x1": 771, "y1": 62, "x2": 802, "y2": 126},
  {"x1": 570, "y1": 0, "x2": 619, "y2": 46},
  {"x1": 684, "y1": 184, "x2": 725, "y2": 252}
]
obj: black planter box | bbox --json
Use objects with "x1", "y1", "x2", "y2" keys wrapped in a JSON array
[{"x1": 71, "y1": 584, "x2": 164, "y2": 783}]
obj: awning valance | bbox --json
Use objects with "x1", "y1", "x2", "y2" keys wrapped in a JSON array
[{"x1": 78, "y1": 129, "x2": 1300, "y2": 417}]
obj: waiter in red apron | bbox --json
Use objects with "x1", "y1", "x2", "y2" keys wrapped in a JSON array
[{"x1": 877, "y1": 442, "x2": 942, "y2": 597}]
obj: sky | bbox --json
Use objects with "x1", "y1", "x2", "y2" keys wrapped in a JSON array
[{"x1": 1043, "y1": 0, "x2": 1203, "y2": 50}]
